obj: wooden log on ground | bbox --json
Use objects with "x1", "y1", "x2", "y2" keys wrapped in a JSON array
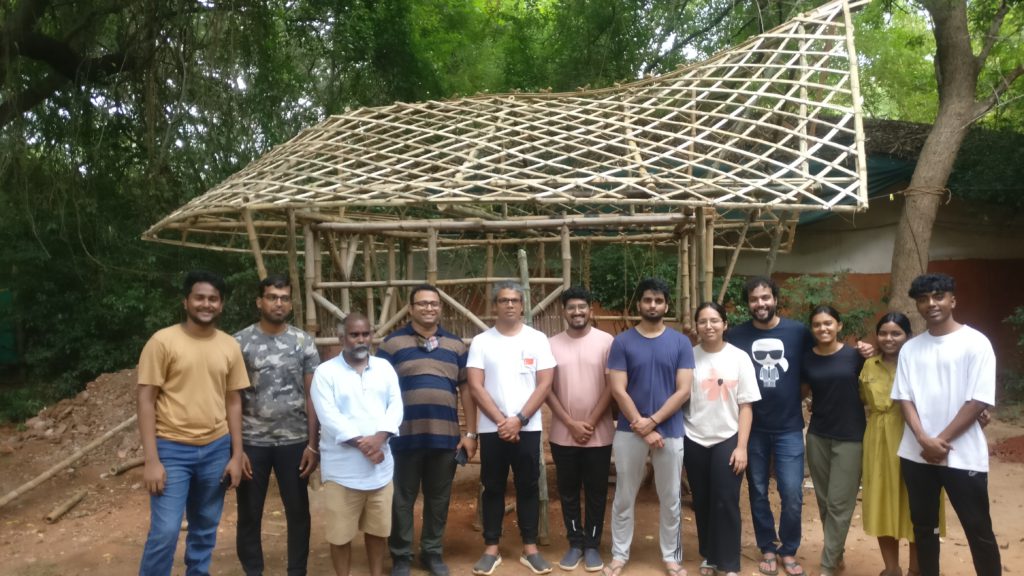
[
  {"x1": 0, "y1": 414, "x2": 137, "y2": 510},
  {"x1": 44, "y1": 489, "x2": 87, "y2": 523},
  {"x1": 108, "y1": 456, "x2": 145, "y2": 477}
]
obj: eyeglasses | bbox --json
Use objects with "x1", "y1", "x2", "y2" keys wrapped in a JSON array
[
  {"x1": 413, "y1": 300, "x2": 441, "y2": 309},
  {"x1": 496, "y1": 297, "x2": 521, "y2": 305},
  {"x1": 696, "y1": 318, "x2": 724, "y2": 327},
  {"x1": 262, "y1": 295, "x2": 292, "y2": 303}
]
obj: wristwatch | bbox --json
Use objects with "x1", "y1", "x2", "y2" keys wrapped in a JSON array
[
  {"x1": 465, "y1": 432, "x2": 478, "y2": 440},
  {"x1": 516, "y1": 412, "x2": 530, "y2": 426}
]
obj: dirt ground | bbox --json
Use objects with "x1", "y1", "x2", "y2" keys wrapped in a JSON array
[{"x1": 1, "y1": 370, "x2": 1022, "y2": 576}]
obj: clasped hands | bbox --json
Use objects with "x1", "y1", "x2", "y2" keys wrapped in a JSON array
[
  {"x1": 497, "y1": 415, "x2": 522, "y2": 442},
  {"x1": 630, "y1": 416, "x2": 664, "y2": 448},
  {"x1": 347, "y1": 432, "x2": 389, "y2": 464}
]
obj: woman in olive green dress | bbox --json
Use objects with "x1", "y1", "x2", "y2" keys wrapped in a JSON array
[{"x1": 859, "y1": 313, "x2": 944, "y2": 576}]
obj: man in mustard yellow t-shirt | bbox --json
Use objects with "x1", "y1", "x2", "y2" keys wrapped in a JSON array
[{"x1": 137, "y1": 270, "x2": 250, "y2": 576}]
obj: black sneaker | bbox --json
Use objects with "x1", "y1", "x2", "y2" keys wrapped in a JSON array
[
  {"x1": 392, "y1": 556, "x2": 412, "y2": 576},
  {"x1": 420, "y1": 553, "x2": 451, "y2": 576}
]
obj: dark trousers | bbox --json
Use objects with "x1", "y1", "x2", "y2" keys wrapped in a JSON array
[
  {"x1": 684, "y1": 434, "x2": 742, "y2": 572},
  {"x1": 550, "y1": 442, "x2": 612, "y2": 549},
  {"x1": 901, "y1": 458, "x2": 1001, "y2": 576},
  {"x1": 236, "y1": 442, "x2": 311, "y2": 576},
  {"x1": 390, "y1": 447, "x2": 458, "y2": 559},
  {"x1": 479, "y1": 431, "x2": 541, "y2": 545}
]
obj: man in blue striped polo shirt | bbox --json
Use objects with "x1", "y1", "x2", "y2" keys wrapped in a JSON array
[{"x1": 377, "y1": 284, "x2": 478, "y2": 576}]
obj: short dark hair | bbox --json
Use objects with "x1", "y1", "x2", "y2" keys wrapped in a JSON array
[
  {"x1": 183, "y1": 270, "x2": 226, "y2": 298},
  {"x1": 561, "y1": 286, "x2": 592, "y2": 306},
  {"x1": 742, "y1": 276, "x2": 779, "y2": 302},
  {"x1": 809, "y1": 304, "x2": 842, "y2": 325},
  {"x1": 634, "y1": 277, "x2": 672, "y2": 303},
  {"x1": 876, "y1": 312, "x2": 912, "y2": 338},
  {"x1": 258, "y1": 273, "x2": 290, "y2": 296},
  {"x1": 908, "y1": 273, "x2": 955, "y2": 298},
  {"x1": 693, "y1": 301, "x2": 727, "y2": 324},
  {"x1": 409, "y1": 284, "x2": 440, "y2": 306}
]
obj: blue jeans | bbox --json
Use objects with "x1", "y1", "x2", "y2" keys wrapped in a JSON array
[
  {"x1": 746, "y1": 429, "x2": 804, "y2": 557},
  {"x1": 140, "y1": 434, "x2": 231, "y2": 576}
]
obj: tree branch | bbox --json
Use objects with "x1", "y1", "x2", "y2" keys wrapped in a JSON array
[
  {"x1": 0, "y1": 73, "x2": 65, "y2": 128},
  {"x1": 974, "y1": 63, "x2": 1024, "y2": 118},
  {"x1": 975, "y1": 0, "x2": 1010, "y2": 69},
  {"x1": 643, "y1": 1, "x2": 738, "y2": 74}
]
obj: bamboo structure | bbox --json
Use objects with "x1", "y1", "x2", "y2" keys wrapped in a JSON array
[{"x1": 143, "y1": 0, "x2": 870, "y2": 341}]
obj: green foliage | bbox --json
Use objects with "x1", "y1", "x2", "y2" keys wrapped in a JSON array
[
  {"x1": 779, "y1": 272, "x2": 875, "y2": 340},
  {"x1": 712, "y1": 276, "x2": 751, "y2": 326},
  {"x1": 586, "y1": 244, "x2": 676, "y2": 314},
  {"x1": 1005, "y1": 306, "x2": 1024, "y2": 348}
]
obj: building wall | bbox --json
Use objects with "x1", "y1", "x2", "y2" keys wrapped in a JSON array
[{"x1": 733, "y1": 196, "x2": 1024, "y2": 373}]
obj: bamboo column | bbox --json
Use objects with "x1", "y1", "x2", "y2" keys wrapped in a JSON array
[
  {"x1": 303, "y1": 225, "x2": 318, "y2": 335},
  {"x1": 765, "y1": 212, "x2": 786, "y2": 276},
  {"x1": 560, "y1": 225, "x2": 571, "y2": 289},
  {"x1": 363, "y1": 234, "x2": 375, "y2": 325},
  {"x1": 678, "y1": 232, "x2": 689, "y2": 326},
  {"x1": 695, "y1": 208, "x2": 707, "y2": 304},
  {"x1": 688, "y1": 218, "x2": 698, "y2": 312},
  {"x1": 703, "y1": 208, "x2": 714, "y2": 302},
  {"x1": 717, "y1": 213, "x2": 753, "y2": 304},
  {"x1": 484, "y1": 234, "x2": 494, "y2": 317},
  {"x1": 286, "y1": 209, "x2": 304, "y2": 328},
  {"x1": 314, "y1": 230, "x2": 324, "y2": 327},
  {"x1": 427, "y1": 228, "x2": 439, "y2": 285},
  {"x1": 243, "y1": 208, "x2": 267, "y2": 280}
]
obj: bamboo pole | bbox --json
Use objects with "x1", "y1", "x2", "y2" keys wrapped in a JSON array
[
  {"x1": 303, "y1": 225, "x2": 318, "y2": 335},
  {"x1": 313, "y1": 213, "x2": 696, "y2": 233},
  {"x1": 316, "y1": 278, "x2": 564, "y2": 289},
  {"x1": 374, "y1": 304, "x2": 410, "y2": 338},
  {"x1": 437, "y1": 288, "x2": 488, "y2": 332},
  {"x1": 286, "y1": 209, "x2": 304, "y2": 328},
  {"x1": 484, "y1": 235, "x2": 495, "y2": 318},
  {"x1": 44, "y1": 489, "x2": 87, "y2": 524},
  {"x1": 560, "y1": 225, "x2": 571, "y2": 289},
  {"x1": 0, "y1": 415, "x2": 138, "y2": 510},
  {"x1": 695, "y1": 208, "x2": 707, "y2": 303},
  {"x1": 387, "y1": 240, "x2": 398, "y2": 318},
  {"x1": 688, "y1": 226, "x2": 698, "y2": 311},
  {"x1": 243, "y1": 209, "x2": 268, "y2": 280},
  {"x1": 313, "y1": 292, "x2": 347, "y2": 324},
  {"x1": 108, "y1": 456, "x2": 145, "y2": 476},
  {"x1": 363, "y1": 235, "x2": 375, "y2": 325},
  {"x1": 717, "y1": 213, "x2": 753, "y2": 304},
  {"x1": 338, "y1": 234, "x2": 351, "y2": 313},
  {"x1": 427, "y1": 228, "x2": 439, "y2": 285},
  {"x1": 517, "y1": 249, "x2": 533, "y2": 327},
  {"x1": 765, "y1": 212, "x2": 786, "y2": 276},
  {"x1": 531, "y1": 285, "x2": 565, "y2": 317},
  {"x1": 678, "y1": 232, "x2": 689, "y2": 326},
  {"x1": 704, "y1": 209, "x2": 715, "y2": 302}
]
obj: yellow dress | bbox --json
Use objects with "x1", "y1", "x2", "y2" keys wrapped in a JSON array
[{"x1": 859, "y1": 356, "x2": 945, "y2": 540}]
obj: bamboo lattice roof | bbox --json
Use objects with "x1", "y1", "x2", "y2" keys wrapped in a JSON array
[{"x1": 144, "y1": 0, "x2": 870, "y2": 253}]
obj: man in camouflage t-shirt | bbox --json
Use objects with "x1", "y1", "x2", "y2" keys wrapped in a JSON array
[{"x1": 234, "y1": 274, "x2": 321, "y2": 576}]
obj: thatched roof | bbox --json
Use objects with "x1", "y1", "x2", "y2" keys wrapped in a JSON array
[{"x1": 144, "y1": 0, "x2": 870, "y2": 253}]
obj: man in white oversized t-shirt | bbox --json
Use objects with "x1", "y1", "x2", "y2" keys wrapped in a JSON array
[
  {"x1": 467, "y1": 281, "x2": 557, "y2": 576},
  {"x1": 891, "y1": 273, "x2": 1001, "y2": 576}
]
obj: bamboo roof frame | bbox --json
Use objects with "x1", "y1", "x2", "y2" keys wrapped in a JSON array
[
  {"x1": 144, "y1": 0, "x2": 872, "y2": 341},
  {"x1": 144, "y1": 0, "x2": 870, "y2": 254}
]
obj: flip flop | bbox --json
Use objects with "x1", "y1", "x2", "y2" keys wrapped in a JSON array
[
  {"x1": 698, "y1": 560, "x2": 717, "y2": 576},
  {"x1": 781, "y1": 559, "x2": 805, "y2": 576},
  {"x1": 601, "y1": 561, "x2": 626, "y2": 576},
  {"x1": 665, "y1": 563, "x2": 687, "y2": 576},
  {"x1": 759, "y1": 553, "x2": 779, "y2": 576}
]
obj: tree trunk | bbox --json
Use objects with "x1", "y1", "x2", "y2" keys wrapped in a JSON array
[{"x1": 889, "y1": 1, "x2": 978, "y2": 333}]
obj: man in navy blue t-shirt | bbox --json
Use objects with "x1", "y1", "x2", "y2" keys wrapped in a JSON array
[
  {"x1": 606, "y1": 278, "x2": 693, "y2": 576},
  {"x1": 726, "y1": 276, "x2": 811, "y2": 576}
]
